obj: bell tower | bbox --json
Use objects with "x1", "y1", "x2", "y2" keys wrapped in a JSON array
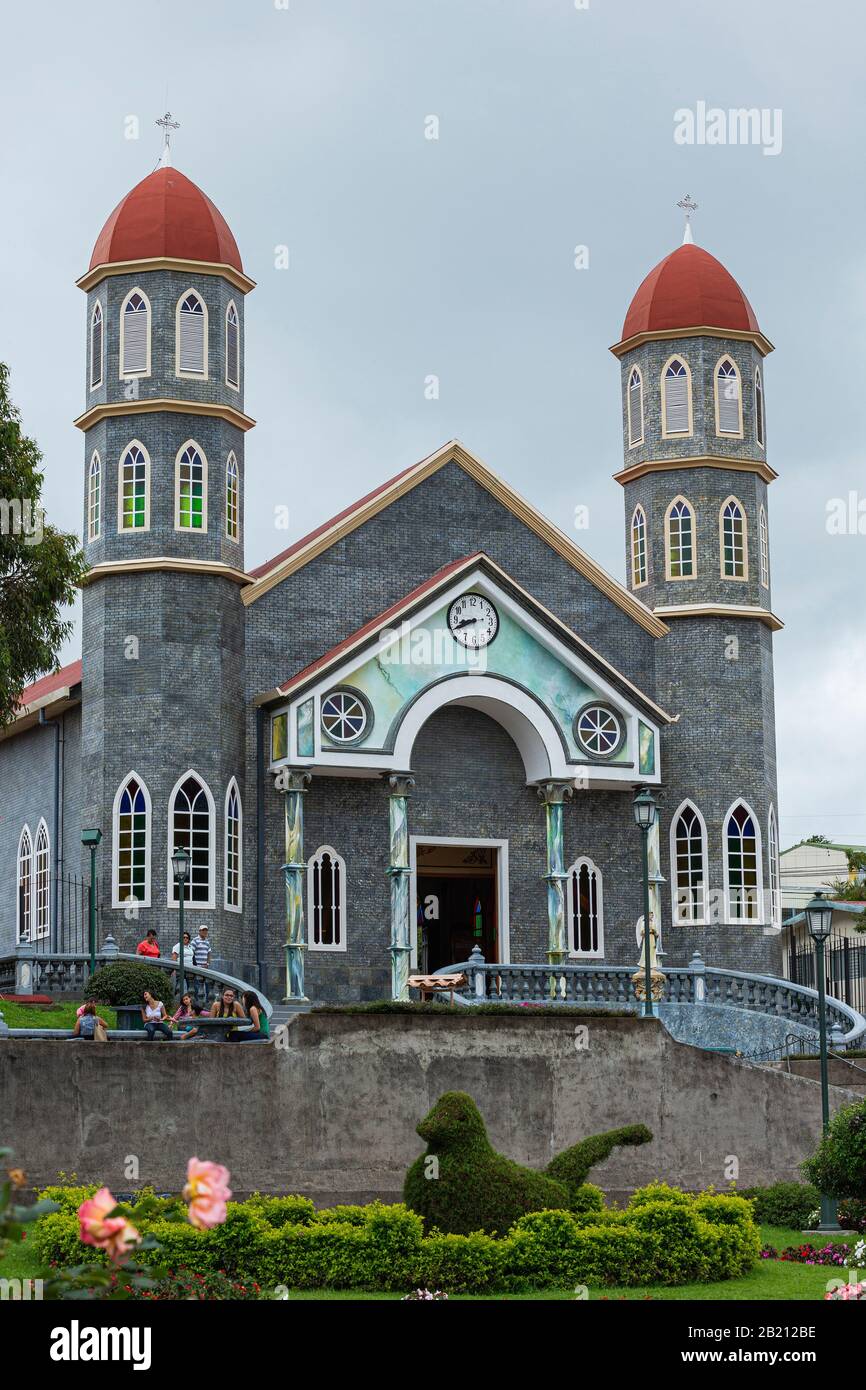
[
  {"x1": 612, "y1": 212, "x2": 782, "y2": 973},
  {"x1": 76, "y1": 136, "x2": 255, "y2": 962}
]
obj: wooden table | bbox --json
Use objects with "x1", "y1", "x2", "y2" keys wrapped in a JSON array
[{"x1": 408, "y1": 974, "x2": 467, "y2": 1006}]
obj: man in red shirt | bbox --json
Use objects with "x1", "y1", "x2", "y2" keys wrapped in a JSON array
[{"x1": 136, "y1": 929, "x2": 160, "y2": 958}]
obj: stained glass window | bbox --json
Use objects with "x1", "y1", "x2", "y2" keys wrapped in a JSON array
[
  {"x1": 575, "y1": 704, "x2": 623, "y2": 759},
  {"x1": 17, "y1": 826, "x2": 32, "y2": 941},
  {"x1": 177, "y1": 444, "x2": 205, "y2": 530},
  {"x1": 721, "y1": 499, "x2": 746, "y2": 578},
  {"x1": 116, "y1": 775, "x2": 148, "y2": 904},
  {"x1": 672, "y1": 803, "x2": 706, "y2": 923},
  {"x1": 321, "y1": 689, "x2": 369, "y2": 744},
  {"x1": 667, "y1": 498, "x2": 695, "y2": 578},
  {"x1": 34, "y1": 820, "x2": 50, "y2": 939},
  {"x1": 88, "y1": 452, "x2": 101, "y2": 541},
  {"x1": 120, "y1": 444, "x2": 147, "y2": 531},
  {"x1": 171, "y1": 775, "x2": 212, "y2": 905},
  {"x1": 631, "y1": 506, "x2": 647, "y2": 587},
  {"x1": 725, "y1": 802, "x2": 761, "y2": 922},
  {"x1": 226, "y1": 452, "x2": 239, "y2": 540}
]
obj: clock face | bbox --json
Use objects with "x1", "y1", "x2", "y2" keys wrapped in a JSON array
[{"x1": 447, "y1": 593, "x2": 499, "y2": 649}]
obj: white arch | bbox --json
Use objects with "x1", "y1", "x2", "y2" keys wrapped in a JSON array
[
  {"x1": 566, "y1": 855, "x2": 604, "y2": 958},
  {"x1": 669, "y1": 798, "x2": 708, "y2": 925},
  {"x1": 167, "y1": 769, "x2": 216, "y2": 910},
  {"x1": 90, "y1": 299, "x2": 104, "y2": 389},
  {"x1": 175, "y1": 288, "x2": 209, "y2": 378},
  {"x1": 174, "y1": 439, "x2": 209, "y2": 532},
  {"x1": 224, "y1": 777, "x2": 243, "y2": 912},
  {"x1": 391, "y1": 674, "x2": 570, "y2": 782},
  {"x1": 33, "y1": 817, "x2": 50, "y2": 939},
  {"x1": 307, "y1": 844, "x2": 347, "y2": 951},
  {"x1": 119, "y1": 287, "x2": 151, "y2": 378},
  {"x1": 117, "y1": 439, "x2": 151, "y2": 532},
  {"x1": 714, "y1": 354, "x2": 744, "y2": 437},
  {"x1": 767, "y1": 804, "x2": 781, "y2": 930},
  {"x1": 225, "y1": 300, "x2": 240, "y2": 389},
  {"x1": 722, "y1": 798, "x2": 764, "y2": 924},
  {"x1": 16, "y1": 824, "x2": 32, "y2": 941},
  {"x1": 111, "y1": 771, "x2": 152, "y2": 908}
]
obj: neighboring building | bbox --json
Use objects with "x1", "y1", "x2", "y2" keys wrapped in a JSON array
[
  {"x1": 0, "y1": 156, "x2": 785, "y2": 1001},
  {"x1": 780, "y1": 840, "x2": 866, "y2": 1011},
  {"x1": 780, "y1": 839, "x2": 866, "y2": 912}
]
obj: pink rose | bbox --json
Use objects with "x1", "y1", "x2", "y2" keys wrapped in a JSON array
[
  {"x1": 78, "y1": 1187, "x2": 140, "y2": 1263},
  {"x1": 183, "y1": 1158, "x2": 232, "y2": 1230}
]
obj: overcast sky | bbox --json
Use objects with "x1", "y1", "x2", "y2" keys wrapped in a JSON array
[{"x1": 2, "y1": 0, "x2": 864, "y2": 847}]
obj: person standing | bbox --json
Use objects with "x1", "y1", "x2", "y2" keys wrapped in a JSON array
[
  {"x1": 190, "y1": 924, "x2": 212, "y2": 969},
  {"x1": 171, "y1": 931, "x2": 194, "y2": 969},
  {"x1": 136, "y1": 929, "x2": 160, "y2": 958}
]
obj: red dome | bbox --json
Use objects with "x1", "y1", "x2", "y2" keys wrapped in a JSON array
[
  {"x1": 620, "y1": 243, "x2": 760, "y2": 343},
  {"x1": 89, "y1": 167, "x2": 243, "y2": 273}
]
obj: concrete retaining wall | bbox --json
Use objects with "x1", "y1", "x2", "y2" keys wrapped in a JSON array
[{"x1": 2, "y1": 1015, "x2": 860, "y2": 1204}]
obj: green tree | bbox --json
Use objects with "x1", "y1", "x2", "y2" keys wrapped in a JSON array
[{"x1": 0, "y1": 363, "x2": 87, "y2": 727}]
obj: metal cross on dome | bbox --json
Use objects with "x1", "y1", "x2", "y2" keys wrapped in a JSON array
[
  {"x1": 156, "y1": 111, "x2": 180, "y2": 166},
  {"x1": 677, "y1": 194, "x2": 698, "y2": 244}
]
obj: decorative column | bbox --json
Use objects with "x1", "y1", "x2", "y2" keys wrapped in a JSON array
[
  {"x1": 387, "y1": 773, "x2": 415, "y2": 1001},
  {"x1": 280, "y1": 770, "x2": 312, "y2": 1003},
  {"x1": 647, "y1": 815, "x2": 664, "y2": 957},
  {"x1": 537, "y1": 780, "x2": 574, "y2": 966}
]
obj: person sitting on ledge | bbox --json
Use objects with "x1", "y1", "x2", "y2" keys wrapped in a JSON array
[
  {"x1": 72, "y1": 1001, "x2": 110, "y2": 1041},
  {"x1": 210, "y1": 987, "x2": 246, "y2": 1036},
  {"x1": 172, "y1": 992, "x2": 202, "y2": 1041},
  {"x1": 228, "y1": 991, "x2": 269, "y2": 1042},
  {"x1": 141, "y1": 989, "x2": 173, "y2": 1040},
  {"x1": 136, "y1": 929, "x2": 161, "y2": 958}
]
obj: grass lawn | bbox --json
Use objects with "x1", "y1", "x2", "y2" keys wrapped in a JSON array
[
  {"x1": 2, "y1": 1225, "x2": 860, "y2": 1300},
  {"x1": 0, "y1": 1000, "x2": 117, "y2": 1029}
]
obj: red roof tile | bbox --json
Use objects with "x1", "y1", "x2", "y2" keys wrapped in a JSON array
[
  {"x1": 18, "y1": 659, "x2": 82, "y2": 709},
  {"x1": 90, "y1": 168, "x2": 242, "y2": 273},
  {"x1": 621, "y1": 243, "x2": 761, "y2": 342}
]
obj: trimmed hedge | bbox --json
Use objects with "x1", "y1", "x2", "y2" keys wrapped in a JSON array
[
  {"x1": 739, "y1": 1181, "x2": 821, "y2": 1228},
  {"x1": 84, "y1": 960, "x2": 175, "y2": 1012},
  {"x1": 31, "y1": 1185, "x2": 759, "y2": 1293}
]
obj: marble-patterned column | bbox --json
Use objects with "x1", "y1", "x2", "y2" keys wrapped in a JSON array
[
  {"x1": 387, "y1": 773, "x2": 415, "y2": 1001},
  {"x1": 280, "y1": 770, "x2": 311, "y2": 1003},
  {"x1": 537, "y1": 779, "x2": 574, "y2": 966}
]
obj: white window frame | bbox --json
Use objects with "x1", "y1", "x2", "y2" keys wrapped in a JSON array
[
  {"x1": 117, "y1": 440, "x2": 151, "y2": 533},
  {"x1": 175, "y1": 289, "x2": 209, "y2": 378},
  {"x1": 627, "y1": 366, "x2": 644, "y2": 447},
  {"x1": 33, "y1": 818, "x2": 50, "y2": 940},
  {"x1": 88, "y1": 451, "x2": 101, "y2": 542},
  {"x1": 307, "y1": 844, "x2": 347, "y2": 951},
  {"x1": 631, "y1": 505, "x2": 648, "y2": 588},
  {"x1": 90, "y1": 299, "x2": 104, "y2": 390},
  {"x1": 112, "y1": 771, "x2": 152, "y2": 909},
  {"x1": 16, "y1": 824, "x2": 32, "y2": 942},
  {"x1": 119, "y1": 287, "x2": 151, "y2": 379},
  {"x1": 174, "y1": 440, "x2": 209, "y2": 532},
  {"x1": 714, "y1": 355, "x2": 744, "y2": 438},
  {"x1": 759, "y1": 504, "x2": 769, "y2": 589},
  {"x1": 722, "y1": 799, "x2": 764, "y2": 925},
  {"x1": 225, "y1": 301, "x2": 240, "y2": 390},
  {"x1": 669, "y1": 799, "x2": 708, "y2": 925},
  {"x1": 664, "y1": 495, "x2": 696, "y2": 580},
  {"x1": 566, "y1": 855, "x2": 604, "y2": 959},
  {"x1": 719, "y1": 495, "x2": 748, "y2": 581},
  {"x1": 167, "y1": 769, "x2": 216, "y2": 910},
  {"x1": 225, "y1": 451, "x2": 239, "y2": 541},
  {"x1": 224, "y1": 778, "x2": 243, "y2": 913},
  {"x1": 661, "y1": 355, "x2": 693, "y2": 438},
  {"x1": 768, "y1": 805, "x2": 781, "y2": 930},
  {"x1": 755, "y1": 367, "x2": 765, "y2": 448}
]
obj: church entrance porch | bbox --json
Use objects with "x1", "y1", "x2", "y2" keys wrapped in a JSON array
[{"x1": 411, "y1": 838, "x2": 508, "y2": 974}]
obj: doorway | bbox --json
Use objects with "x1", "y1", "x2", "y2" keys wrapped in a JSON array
[{"x1": 412, "y1": 839, "x2": 507, "y2": 972}]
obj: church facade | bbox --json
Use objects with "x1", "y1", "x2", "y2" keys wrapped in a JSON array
[{"x1": 0, "y1": 163, "x2": 783, "y2": 1002}]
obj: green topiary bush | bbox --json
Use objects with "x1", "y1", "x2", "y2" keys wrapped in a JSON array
[
  {"x1": 801, "y1": 1100, "x2": 866, "y2": 1202},
  {"x1": 546, "y1": 1124, "x2": 653, "y2": 1195},
  {"x1": 627, "y1": 1182, "x2": 692, "y2": 1209},
  {"x1": 84, "y1": 960, "x2": 175, "y2": 1012},
  {"x1": 739, "y1": 1181, "x2": 821, "y2": 1228}
]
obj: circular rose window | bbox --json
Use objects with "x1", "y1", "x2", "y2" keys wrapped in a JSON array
[
  {"x1": 574, "y1": 703, "x2": 624, "y2": 759},
  {"x1": 320, "y1": 688, "x2": 371, "y2": 745}
]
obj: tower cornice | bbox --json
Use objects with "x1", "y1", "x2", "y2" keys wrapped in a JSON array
[
  {"x1": 80, "y1": 556, "x2": 252, "y2": 588},
  {"x1": 614, "y1": 455, "x2": 777, "y2": 487},
  {"x1": 653, "y1": 602, "x2": 783, "y2": 631},
  {"x1": 77, "y1": 256, "x2": 255, "y2": 295},
  {"x1": 610, "y1": 325, "x2": 774, "y2": 359},
  {"x1": 74, "y1": 398, "x2": 256, "y2": 433}
]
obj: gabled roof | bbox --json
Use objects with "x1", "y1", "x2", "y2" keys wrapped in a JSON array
[
  {"x1": 258, "y1": 552, "x2": 676, "y2": 725},
  {"x1": 243, "y1": 440, "x2": 669, "y2": 639},
  {"x1": 1, "y1": 659, "x2": 83, "y2": 743}
]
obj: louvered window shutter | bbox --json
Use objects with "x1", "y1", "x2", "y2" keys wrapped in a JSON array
[
  {"x1": 665, "y1": 374, "x2": 688, "y2": 433},
  {"x1": 91, "y1": 312, "x2": 102, "y2": 386},
  {"x1": 180, "y1": 308, "x2": 205, "y2": 374},
  {"x1": 226, "y1": 315, "x2": 239, "y2": 386},
  {"x1": 123, "y1": 309, "x2": 147, "y2": 374},
  {"x1": 717, "y1": 368, "x2": 740, "y2": 433},
  {"x1": 628, "y1": 377, "x2": 642, "y2": 443}
]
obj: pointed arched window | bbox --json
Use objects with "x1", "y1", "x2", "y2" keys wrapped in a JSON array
[
  {"x1": 120, "y1": 289, "x2": 150, "y2": 376},
  {"x1": 662, "y1": 357, "x2": 691, "y2": 436},
  {"x1": 665, "y1": 496, "x2": 695, "y2": 579},
  {"x1": 17, "y1": 825, "x2": 32, "y2": 942},
  {"x1": 113, "y1": 773, "x2": 151, "y2": 907},
  {"x1": 118, "y1": 442, "x2": 149, "y2": 531},
  {"x1": 720, "y1": 497, "x2": 747, "y2": 578},
  {"x1": 627, "y1": 366, "x2": 643, "y2": 446},
  {"x1": 175, "y1": 442, "x2": 207, "y2": 531},
  {"x1": 34, "y1": 819, "x2": 50, "y2": 939},
  {"x1": 631, "y1": 505, "x2": 647, "y2": 588},
  {"x1": 724, "y1": 801, "x2": 763, "y2": 923},
  {"x1": 90, "y1": 300, "x2": 103, "y2": 389},
  {"x1": 225, "y1": 452, "x2": 239, "y2": 541},
  {"x1": 715, "y1": 357, "x2": 743, "y2": 436},
  {"x1": 88, "y1": 452, "x2": 101, "y2": 541},
  {"x1": 670, "y1": 801, "x2": 708, "y2": 924},
  {"x1": 567, "y1": 857, "x2": 603, "y2": 957},
  {"x1": 759, "y1": 505, "x2": 769, "y2": 588},
  {"x1": 225, "y1": 779, "x2": 242, "y2": 911},
  {"x1": 755, "y1": 368, "x2": 765, "y2": 447},
  {"x1": 226, "y1": 302, "x2": 240, "y2": 388},
  {"x1": 176, "y1": 290, "x2": 207, "y2": 376},
  {"x1": 169, "y1": 772, "x2": 215, "y2": 908},
  {"x1": 768, "y1": 806, "x2": 781, "y2": 929},
  {"x1": 308, "y1": 846, "x2": 346, "y2": 950}
]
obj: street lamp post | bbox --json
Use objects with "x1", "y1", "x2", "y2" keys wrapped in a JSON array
[
  {"x1": 81, "y1": 829, "x2": 102, "y2": 978},
  {"x1": 171, "y1": 845, "x2": 191, "y2": 1006},
  {"x1": 805, "y1": 889, "x2": 840, "y2": 1232},
  {"x1": 632, "y1": 786, "x2": 658, "y2": 1019}
]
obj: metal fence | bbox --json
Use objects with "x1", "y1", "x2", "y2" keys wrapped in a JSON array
[
  {"x1": 787, "y1": 930, "x2": 866, "y2": 1018},
  {"x1": 17, "y1": 873, "x2": 96, "y2": 956}
]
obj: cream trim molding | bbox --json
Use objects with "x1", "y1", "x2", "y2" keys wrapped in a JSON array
[
  {"x1": 81, "y1": 557, "x2": 251, "y2": 588},
  {"x1": 74, "y1": 398, "x2": 255, "y2": 433},
  {"x1": 78, "y1": 256, "x2": 255, "y2": 296},
  {"x1": 243, "y1": 440, "x2": 669, "y2": 637},
  {"x1": 611, "y1": 324, "x2": 774, "y2": 359},
  {"x1": 653, "y1": 601, "x2": 783, "y2": 631},
  {"x1": 614, "y1": 455, "x2": 777, "y2": 487}
]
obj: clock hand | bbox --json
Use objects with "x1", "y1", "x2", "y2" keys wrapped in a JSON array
[{"x1": 452, "y1": 615, "x2": 482, "y2": 629}]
